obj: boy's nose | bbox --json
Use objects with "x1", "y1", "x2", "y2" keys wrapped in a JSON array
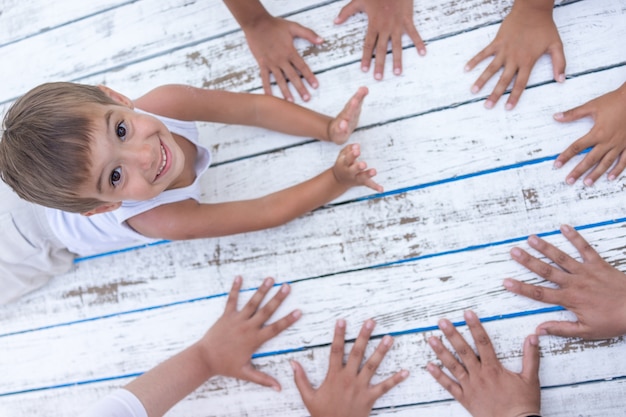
[{"x1": 128, "y1": 142, "x2": 156, "y2": 173}]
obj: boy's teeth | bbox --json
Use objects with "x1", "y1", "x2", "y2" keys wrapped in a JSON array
[{"x1": 157, "y1": 145, "x2": 167, "y2": 176}]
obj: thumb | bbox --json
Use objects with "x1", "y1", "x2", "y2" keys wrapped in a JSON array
[
  {"x1": 241, "y1": 364, "x2": 282, "y2": 392},
  {"x1": 289, "y1": 21, "x2": 324, "y2": 44},
  {"x1": 549, "y1": 43, "x2": 566, "y2": 83},
  {"x1": 520, "y1": 334, "x2": 540, "y2": 383},
  {"x1": 554, "y1": 102, "x2": 592, "y2": 123},
  {"x1": 291, "y1": 360, "x2": 315, "y2": 403},
  {"x1": 335, "y1": 1, "x2": 360, "y2": 25},
  {"x1": 537, "y1": 320, "x2": 586, "y2": 339}
]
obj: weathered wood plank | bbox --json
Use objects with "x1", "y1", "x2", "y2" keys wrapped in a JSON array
[
  {"x1": 1, "y1": 313, "x2": 624, "y2": 416},
  {"x1": 0, "y1": 0, "x2": 131, "y2": 46},
  {"x1": 2, "y1": 217, "x2": 625, "y2": 394}
]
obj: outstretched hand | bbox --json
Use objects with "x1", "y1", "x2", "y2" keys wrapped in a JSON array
[
  {"x1": 466, "y1": 0, "x2": 565, "y2": 110},
  {"x1": 335, "y1": 0, "x2": 425, "y2": 80},
  {"x1": 332, "y1": 143, "x2": 383, "y2": 193},
  {"x1": 291, "y1": 319, "x2": 408, "y2": 417},
  {"x1": 427, "y1": 311, "x2": 541, "y2": 417},
  {"x1": 243, "y1": 15, "x2": 323, "y2": 102},
  {"x1": 328, "y1": 86, "x2": 368, "y2": 145},
  {"x1": 504, "y1": 225, "x2": 626, "y2": 340},
  {"x1": 200, "y1": 276, "x2": 301, "y2": 390},
  {"x1": 554, "y1": 82, "x2": 626, "y2": 186}
]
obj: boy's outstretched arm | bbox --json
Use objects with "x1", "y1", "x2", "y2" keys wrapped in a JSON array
[
  {"x1": 128, "y1": 144, "x2": 382, "y2": 240},
  {"x1": 465, "y1": 0, "x2": 564, "y2": 110},
  {"x1": 553, "y1": 82, "x2": 626, "y2": 186},
  {"x1": 291, "y1": 319, "x2": 409, "y2": 417},
  {"x1": 222, "y1": 0, "x2": 323, "y2": 102},
  {"x1": 80, "y1": 277, "x2": 300, "y2": 417},
  {"x1": 134, "y1": 85, "x2": 368, "y2": 144},
  {"x1": 504, "y1": 225, "x2": 626, "y2": 340},
  {"x1": 427, "y1": 311, "x2": 541, "y2": 417}
]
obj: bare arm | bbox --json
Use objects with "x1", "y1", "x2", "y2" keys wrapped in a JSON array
[
  {"x1": 124, "y1": 277, "x2": 300, "y2": 417},
  {"x1": 133, "y1": 84, "x2": 367, "y2": 143},
  {"x1": 128, "y1": 144, "x2": 381, "y2": 240}
]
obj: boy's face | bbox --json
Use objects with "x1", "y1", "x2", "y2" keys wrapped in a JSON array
[{"x1": 79, "y1": 96, "x2": 186, "y2": 215}]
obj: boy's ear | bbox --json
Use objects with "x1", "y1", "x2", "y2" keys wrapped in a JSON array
[
  {"x1": 97, "y1": 85, "x2": 134, "y2": 109},
  {"x1": 81, "y1": 201, "x2": 122, "y2": 217}
]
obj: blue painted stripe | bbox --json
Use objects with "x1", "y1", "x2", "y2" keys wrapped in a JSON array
[
  {"x1": 0, "y1": 306, "x2": 566, "y2": 398},
  {"x1": 4, "y1": 217, "x2": 626, "y2": 339}
]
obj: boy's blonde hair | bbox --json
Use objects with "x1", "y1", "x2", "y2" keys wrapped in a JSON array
[{"x1": 0, "y1": 82, "x2": 118, "y2": 213}]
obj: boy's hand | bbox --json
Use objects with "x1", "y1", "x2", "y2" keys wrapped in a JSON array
[
  {"x1": 334, "y1": 0, "x2": 425, "y2": 80},
  {"x1": 199, "y1": 276, "x2": 301, "y2": 390},
  {"x1": 554, "y1": 83, "x2": 626, "y2": 186},
  {"x1": 243, "y1": 15, "x2": 323, "y2": 102},
  {"x1": 328, "y1": 87, "x2": 369, "y2": 145},
  {"x1": 291, "y1": 319, "x2": 408, "y2": 417},
  {"x1": 504, "y1": 225, "x2": 626, "y2": 340},
  {"x1": 332, "y1": 143, "x2": 383, "y2": 192},
  {"x1": 427, "y1": 311, "x2": 541, "y2": 417},
  {"x1": 466, "y1": 0, "x2": 565, "y2": 110}
]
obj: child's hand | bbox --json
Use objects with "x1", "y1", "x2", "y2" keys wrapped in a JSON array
[
  {"x1": 334, "y1": 0, "x2": 425, "y2": 80},
  {"x1": 332, "y1": 143, "x2": 383, "y2": 192},
  {"x1": 328, "y1": 87, "x2": 369, "y2": 145},
  {"x1": 199, "y1": 276, "x2": 301, "y2": 391},
  {"x1": 466, "y1": 0, "x2": 565, "y2": 110},
  {"x1": 291, "y1": 319, "x2": 408, "y2": 417},
  {"x1": 554, "y1": 83, "x2": 626, "y2": 186},
  {"x1": 505, "y1": 225, "x2": 626, "y2": 340},
  {"x1": 427, "y1": 311, "x2": 541, "y2": 417}
]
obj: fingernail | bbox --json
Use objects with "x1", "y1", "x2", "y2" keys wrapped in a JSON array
[
  {"x1": 608, "y1": 174, "x2": 616, "y2": 181},
  {"x1": 280, "y1": 283, "x2": 290, "y2": 293},
  {"x1": 566, "y1": 177, "x2": 575, "y2": 185},
  {"x1": 290, "y1": 360, "x2": 297, "y2": 371},
  {"x1": 529, "y1": 334, "x2": 539, "y2": 345},
  {"x1": 287, "y1": 97, "x2": 294, "y2": 102},
  {"x1": 374, "y1": 73, "x2": 382, "y2": 80},
  {"x1": 272, "y1": 384, "x2": 281, "y2": 392},
  {"x1": 503, "y1": 278, "x2": 514, "y2": 289},
  {"x1": 438, "y1": 319, "x2": 449, "y2": 330},
  {"x1": 584, "y1": 178, "x2": 594, "y2": 187},
  {"x1": 510, "y1": 247, "x2": 522, "y2": 258},
  {"x1": 316, "y1": 37, "x2": 324, "y2": 43},
  {"x1": 361, "y1": 66, "x2": 369, "y2": 72},
  {"x1": 312, "y1": 82, "x2": 319, "y2": 89},
  {"x1": 528, "y1": 235, "x2": 540, "y2": 245},
  {"x1": 561, "y1": 224, "x2": 572, "y2": 234},
  {"x1": 463, "y1": 310, "x2": 476, "y2": 321},
  {"x1": 428, "y1": 337, "x2": 439, "y2": 347},
  {"x1": 426, "y1": 362, "x2": 437, "y2": 372},
  {"x1": 382, "y1": 335, "x2": 393, "y2": 346},
  {"x1": 400, "y1": 369, "x2": 410, "y2": 378},
  {"x1": 538, "y1": 328, "x2": 548, "y2": 335},
  {"x1": 505, "y1": 102, "x2": 513, "y2": 111},
  {"x1": 292, "y1": 309, "x2": 302, "y2": 319},
  {"x1": 394, "y1": 67, "x2": 401, "y2": 75},
  {"x1": 419, "y1": 48, "x2": 426, "y2": 56},
  {"x1": 365, "y1": 319, "x2": 375, "y2": 330},
  {"x1": 484, "y1": 100, "x2": 494, "y2": 109},
  {"x1": 464, "y1": 65, "x2": 471, "y2": 72},
  {"x1": 553, "y1": 112, "x2": 564, "y2": 120},
  {"x1": 557, "y1": 73, "x2": 565, "y2": 83},
  {"x1": 263, "y1": 277, "x2": 274, "y2": 287},
  {"x1": 303, "y1": 94, "x2": 310, "y2": 101},
  {"x1": 337, "y1": 318, "x2": 346, "y2": 328},
  {"x1": 471, "y1": 85, "x2": 479, "y2": 94},
  {"x1": 553, "y1": 160, "x2": 563, "y2": 169}
]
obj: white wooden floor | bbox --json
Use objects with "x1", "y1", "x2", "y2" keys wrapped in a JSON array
[{"x1": 1, "y1": 0, "x2": 625, "y2": 416}]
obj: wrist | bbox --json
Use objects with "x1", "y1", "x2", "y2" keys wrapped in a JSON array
[{"x1": 512, "y1": 0, "x2": 554, "y2": 16}]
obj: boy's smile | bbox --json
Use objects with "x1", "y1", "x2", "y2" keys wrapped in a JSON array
[{"x1": 80, "y1": 102, "x2": 189, "y2": 214}]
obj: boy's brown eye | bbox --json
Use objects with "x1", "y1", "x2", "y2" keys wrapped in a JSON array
[
  {"x1": 110, "y1": 167, "x2": 122, "y2": 186},
  {"x1": 116, "y1": 122, "x2": 127, "y2": 140}
]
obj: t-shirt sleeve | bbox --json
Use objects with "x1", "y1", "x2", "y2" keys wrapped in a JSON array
[{"x1": 78, "y1": 389, "x2": 148, "y2": 417}]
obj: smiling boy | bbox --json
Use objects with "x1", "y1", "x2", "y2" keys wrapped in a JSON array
[{"x1": 0, "y1": 82, "x2": 380, "y2": 303}]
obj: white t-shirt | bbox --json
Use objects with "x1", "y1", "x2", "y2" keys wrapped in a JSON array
[
  {"x1": 45, "y1": 110, "x2": 211, "y2": 257},
  {"x1": 79, "y1": 389, "x2": 148, "y2": 417}
]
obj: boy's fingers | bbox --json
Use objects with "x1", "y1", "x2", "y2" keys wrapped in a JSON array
[
  {"x1": 521, "y1": 334, "x2": 541, "y2": 383},
  {"x1": 370, "y1": 369, "x2": 409, "y2": 399},
  {"x1": 506, "y1": 67, "x2": 531, "y2": 110},
  {"x1": 561, "y1": 224, "x2": 601, "y2": 263},
  {"x1": 438, "y1": 318, "x2": 479, "y2": 372},
  {"x1": 526, "y1": 234, "x2": 578, "y2": 274},
  {"x1": 607, "y1": 152, "x2": 626, "y2": 180},
  {"x1": 291, "y1": 360, "x2": 315, "y2": 404},
  {"x1": 503, "y1": 278, "x2": 562, "y2": 306},
  {"x1": 242, "y1": 277, "x2": 274, "y2": 318},
  {"x1": 554, "y1": 103, "x2": 591, "y2": 123},
  {"x1": 359, "y1": 171, "x2": 383, "y2": 193},
  {"x1": 428, "y1": 333, "x2": 469, "y2": 384},
  {"x1": 329, "y1": 319, "x2": 347, "y2": 372},
  {"x1": 346, "y1": 319, "x2": 376, "y2": 374},
  {"x1": 426, "y1": 361, "x2": 464, "y2": 401},
  {"x1": 406, "y1": 24, "x2": 426, "y2": 56},
  {"x1": 260, "y1": 68, "x2": 273, "y2": 97},
  {"x1": 260, "y1": 309, "x2": 302, "y2": 341},
  {"x1": 466, "y1": 44, "x2": 494, "y2": 73},
  {"x1": 509, "y1": 246, "x2": 568, "y2": 286},
  {"x1": 361, "y1": 29, "x2": 377, "y2": 72},
  {"x1": 360, "y1": 335, "x2": 394, "y2": 381},
  {"x1": 373, "y1": 32, "x2": 388, "y2": 79},
  {"x1": 242, "y1": 365, "x2": 282, "y2": 391},
  {"x1": 549, "y1": 42, "x2": 566, "y2": 82},
  {"x1": 464, "y1": 311, "x2": 499, "y2": 365},
  {"x1": 537, "y1": 320, "x2": 586, "y2": 339},
  {"x1": 555, "y1": 131, "x2": 592, "y2": 171},
  {"x1": 290, "y1": 21, "x2": 323, "y2": 46},
  {"x1": 585, "y1": 149, "x2": 620, "y2": 185},
  {"x1": 224, "y1": 276, "x2": 244, "y2": 313},
  {"x1": 272, "y1": 68, "x2": 294, "y2": 102},
  {"x1": 335, "y1": 1, "x2": 359, "y2": 25}
]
